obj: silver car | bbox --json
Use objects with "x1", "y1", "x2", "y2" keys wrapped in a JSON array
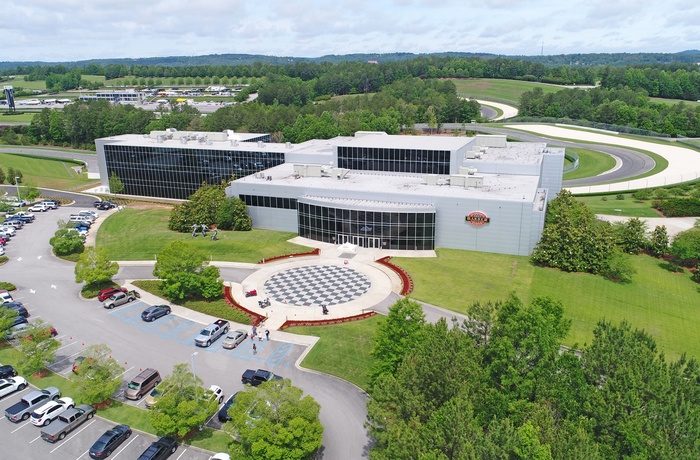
[{"x1": 222, "y1": 329, "x2": 248, "y2": 349}]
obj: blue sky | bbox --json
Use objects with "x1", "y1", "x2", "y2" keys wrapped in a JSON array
[{"x1": 2, "y1": 0, "x2": 698, "y2": 62}]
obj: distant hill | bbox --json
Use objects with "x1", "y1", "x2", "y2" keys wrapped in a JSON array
[{"x1": 1, "y1": 50, "x2": 699, "y2": 70}]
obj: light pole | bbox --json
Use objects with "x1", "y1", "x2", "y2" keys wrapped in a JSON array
[
  {"x1": 191, "y1": 351, "x2": 199, "y2": 384},
  {"x1": 14, "y1": 176, "x2": 21, "y2": 208}
]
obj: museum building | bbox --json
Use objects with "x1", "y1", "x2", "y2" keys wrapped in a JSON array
[{"x1": 96, "y1": 129, "x2": 564, "y2": 256}]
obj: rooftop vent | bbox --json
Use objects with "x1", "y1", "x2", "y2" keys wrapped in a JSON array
[
  {"x1": 180, "y1": 136, "x2": 188, "y2": 144},
  {"x1": 285, "y1": 142, "x2": 292, "y2": 149},
  {"x1": 257, "y1": 141, "x2": 264, "y2": 148},
  {"x1": 156, "y1": 135, "x2": 164, "y2": 143},
  {"x1": 230, "y1": 139, "x2": 239, "y2": 146}
]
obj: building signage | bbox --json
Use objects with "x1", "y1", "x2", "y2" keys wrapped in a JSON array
[{"x1": 466, "y1": 211, "x2": 490, "y2": 226}]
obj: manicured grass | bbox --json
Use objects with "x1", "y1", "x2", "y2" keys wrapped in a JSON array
[
  {"x1": 650, "y1": 97, "x2": 700, "y2": 107},
  {"x1": 96, "y1": 206, "x2": 309, "y2": 262},
  {"x1": 286, "y1": 315, "x2": 384, "y2": 391},
  {"x1": 0, "y1": 345, "x2": 233, "y2": 452},
  {"x1": 7, "y1": 78, "x2": 46, "y2": 90},
  {"x1": 0, "y1": 152, "x2": 98, "y2": 190},
  {"x1": 0, "y1": 112, "x2": 35, "y2": 122},
  {"x1": 563, "y1": 147, "x2": 617, "y2": 180},
  {"x1": 449, "y1": 78, "x2": 561, "y2": 104},
  {"x1": 575, "y1": 194, "x2": 662, "y2": 217},
  {"x1": 132, "y1": 280, "x2": 251, "y2": 325},
  {"x1": 393, "y1": 250, "x2": 700, "y2": 360}
]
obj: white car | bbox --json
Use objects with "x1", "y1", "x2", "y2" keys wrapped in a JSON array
[
  {"x1": 30, "y1": 396, "x2": 75, "y2": 426},
  {"x1": 78, "y1": 209, "x2": 99, "y2": 219},
  {"x1": 28, "y1": 204, "x2": 48, "y2": 213},
  {"x1": 206, "y1": 385, "x2": 224, "y2": 404},
  {"x1": 0, "y1": 376, "x2": 28, "y2": 398},
  {"x1": 0, "y1": 290, "x2": 12, "y2": 303},
  {"x1": 209, "y1": 454, "x2": 231, "y2": 460},
  {"x1": 1, "y1": 226, "x2": 16, "y2": 236}
]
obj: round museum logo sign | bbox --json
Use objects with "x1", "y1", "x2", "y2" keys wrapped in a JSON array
[{"x1": 466, "y1": 211, "x2": 490, "y2": 226}]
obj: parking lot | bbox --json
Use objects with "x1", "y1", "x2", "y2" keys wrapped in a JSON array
[{"x1": 0, "y1": 387, "x2": 212, "y2": 460}]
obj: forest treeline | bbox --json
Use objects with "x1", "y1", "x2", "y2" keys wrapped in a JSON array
[
  {"x1": 518, "y1": 86, "x2": 700, "y2": 137},
  {"x1": 18, "y1": 77, "x2": 480, "y2": 149}
]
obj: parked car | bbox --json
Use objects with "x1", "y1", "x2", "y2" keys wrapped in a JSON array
[
  {"x1": 94, "y1": 200, "x2": 117, "y2": 210},
  {"x1": 66, "y1": 220, "x2": 90, "y2": 231},
  {"x1": 7, "y1": 323, "x2": 57, "y2": 340},
  {"x1": 103, "y1": 290, "x2": 139, "y2": 309},
  {"x1": 222, "y1": 329, "x2": 248, "y2": 349},
  {"x1": 40, "y1": 200, "x2": 59, "y2": 209},
  {"x1": 217, "y1": 392, "x2": 239, "y2": 422},
  {"x1": 0, "y1": 364, "x2": 17, "y2": 379},
  {"x1": 209, "y1": 454, "x2": 230, "y2": 460},
  {"x1": 97, "y1": 286, "x2": 128, "y2": 302},
  {"x1": 40, "y1": 404, "x2": 95, "y2": 442},
  {"x1": 4, "y1": 386, "x2": 61, "y2": 423},
  {"x1": 89, "y1": 424, "x2": 132, "y2": 459},
  {"x1": 8, "y1": 315, "x2": 28, "y2": 328},
  {"x1": 31, "y1": 397, "x2": 75, "y2": 426},
  {"x1": 0, "y1": 376, "x2": 28, "y2": 399},
  {"x1": 141, "y1": 305, "x2": 171, "y2": 322},
  {"x1": 1, "y1": 301, "x2": 29, "y2": 318},
  {"x1": 136, "y1": 436, "x2": 178, "y2": 460},
  {"x1": 0, "y1": 289, "x2": 14, "y2": 303},
  {"x1": 241, "y1": 369, "x2": 282, "y2": 387},
  {"x1": 28, "y1": 204, "x2": 49, "y2": 212},
  {"x1": 206, "y1": 385, "x2": 224, "y2": 404},
  {"x1": 1, "y1": 225, "x2": 17, "y2": 235},
  {"x1": 12, "y1": 211, "x2": 35, "y2": 221}
]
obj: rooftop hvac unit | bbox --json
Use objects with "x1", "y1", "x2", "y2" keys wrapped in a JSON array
[
  {"x1": 467, "y1": 167, "x2": 478, "y2": 175},
  {"x1": 230, "y1": 140, "x2": 239, "y2": 146},
  {"x1": 285, "y1": 142, "x2": 292, "y2": 149},
  {"x1": 257, "y1": 141, "x2": 264, "y2": 148},
  {"x1": 424, "y1": 174, "x2": 438, "y2": 186},
  {"x1": 197, "y1": 135, "x2": 207, "y2": 144},
  {"x1": 156, "y1": 135, "x2": 164, "y2": 143},
  {"x1": 474, "y1": 152, "x2": 483, "y2": 159},
  {"x1": 179, "y1": 136, "x2": 188, "y2": 144},
  {"x1": 206, "y1": 139, "x2": 213, "y2": 145}
]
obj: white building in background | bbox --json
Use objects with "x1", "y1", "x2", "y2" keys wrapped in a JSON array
[{"x1": 95, "y1": 130, "x2": 564, "y2": 256}]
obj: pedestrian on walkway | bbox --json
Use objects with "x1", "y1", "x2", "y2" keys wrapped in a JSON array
[
  {"x1": 253, "y1": 343, "x2": 257, "y2": 354},
  {"x1": 265, "y1": 329, "x2": 270, "y2": 341},
  {"x1": 252, "y1": 325, "x2": 257, "y2": 336}
]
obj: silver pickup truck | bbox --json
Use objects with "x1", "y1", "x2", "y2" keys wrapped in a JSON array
[
  {"x1": 194, "y1": 319, "x2": 229, "y2": 347},
  {"x1": 40, "y1": 404, "x2": 95, "y2": 443},
  {"x1": 4, "y1": 387, "x2": 60, "y2": 423}
]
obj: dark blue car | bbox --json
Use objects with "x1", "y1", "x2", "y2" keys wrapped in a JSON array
[{"x1": 141, "y1": 305, "x2": 172, "y2": 322}]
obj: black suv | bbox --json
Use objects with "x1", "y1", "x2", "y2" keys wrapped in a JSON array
[
  {"x1": 1, "y1": 301, "x2": 29, "y2": 318},
  {"x1": 89, "y1": 424, "x2": 132, "y2": 458},
  {"x1": 0, "y1": 364, "x2": 17, "y2": 379},
  {"x1": 94, "y1": 200, "x2": 117, "y2": 210},
  {"x1": 137, "y1": 436, "x2": 178, "y2": 460}
]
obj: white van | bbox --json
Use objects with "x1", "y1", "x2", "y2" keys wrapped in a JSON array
[{"x1": 68, "y1": 215, "x2": 92, "y2": 223}]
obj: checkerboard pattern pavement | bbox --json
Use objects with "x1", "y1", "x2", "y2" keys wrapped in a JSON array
[{"x1": 263, "y1": 265, "x2": 372, "y2": 307}]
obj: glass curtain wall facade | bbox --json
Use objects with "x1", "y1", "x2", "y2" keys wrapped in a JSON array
[
  {"x1": 336, "y1": 146, "x2": 451, "y2": 174},
  {"x1": 298, "y1": 201, "x2": 435, "y2": 250},
  {"x1": 103, "y1": 143, "x2": 283, "y2": 199}
]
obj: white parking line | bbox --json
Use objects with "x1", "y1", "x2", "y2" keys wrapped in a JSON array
[
  {"x1": 11, "y1": 420, "x2": 33, "y2": 433},
  {"x1": 57, "y1": 341, "x2": 79, "y2": 351},
  {"x1": 75, "y1": 449, "x2": 89, "y2": 459},
  {"x1": 119, "y1": 366, "x2": 134, "y2": 377},
  {"x1": 175, "y1": 449, "x2": 188, "y2": 460},
  {"x1": 30, "y1": 434, "x2": 42, "y2": 443},
  {"x1": 112, "y1": 434, "x2": 139, "y2": 459},
  {"x1": 49, "y1": 419, "x2": 97, "y2": 453}
]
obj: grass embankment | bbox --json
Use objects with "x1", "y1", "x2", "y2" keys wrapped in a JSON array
[
  {"x1": 564, "y1": 147, "x2": 617, "y2": 180},
  {"x1": 0, "y1": 152, "x2": 98, "y2": 190},
  {"x1": 286, "y1": 315, "x2": 384, "y2": 390},
  {"x1": 449, "y1": 78, "x2": 561, "y2": 104},
  {"x1": 0, "y1": 346, "x2": 232, "y2": 452},
  {"x1": 0, "y1": 112, "x2": 35, "y2": 123},
  {"x1": 575, "y1": 194, "x2": 662, "y2": 217},
  {"x1": 96, "y1": 206, "x2": 308, "y2": 262},
  {"x1": 392, "y1": 249, "x2": 699, "y2": 360}
]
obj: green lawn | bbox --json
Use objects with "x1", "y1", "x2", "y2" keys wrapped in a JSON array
[
  {"x1": 575, "y1": 194, "x2": 662, "y2": 217},
  {"x1": 0, "y1": 112, "x2": 35, "y2": 123},
  {"x1": 0, "y1": 152, "x2": 99, "y2": 190},
  {"x1": 650, "y1": 97, "x2": 700, "y2": 107},
  {"x1": 449, "y1": 78, "x2": 561, "y2": 104},
  {"x1": 6, "y1": 78, "x2": 46, "y2": 90},
  {"x1": 286, "y1": 315, "x2": 384, "y2": 391},
  {"x1": 97, "y1": 206, "x2": 310, "y2": 262},
  {"x1": 564, "y1": 147, "x2": 617, "y2": 180},
  {"x1": 392, "y1": 250, "x2": 700, "y2": 360}
]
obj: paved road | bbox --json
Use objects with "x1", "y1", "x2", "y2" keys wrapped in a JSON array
[
  {"x1": 0, "y1": 147, "x2": 98, "y2": 174},
  {"x1": 0, "y1": 205, "x2": 371, "y2": 459}
]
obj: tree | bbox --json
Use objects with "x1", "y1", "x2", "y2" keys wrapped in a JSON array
[
  {"x1": 670, "y1": 228, "x2": 700, "y2": 265},
  {"x1": 6, "y1": 167, "x2": 16, "y2": 184},
  {"x1": 168, "y1": 182, "x2": 226, "y2": 232},
  {"x1": 0, "y1": 167, "x2": 5, "y2": 184},
  {"x1": 16, "y1": 320, "x2": 61, "y2": 376},
  {"x1": 74, "y1": 247, "x2": 119, "y2": 287},
  {"x1": 0, "y1": 308, "x2": 18, "y2": 341},
  {"x1": 224, "y1": 379, "x2": 323, "y2": 460},
  {"x1": 370, "y1": 297, "x2": 426, "y2": 382},
  {"x1": 215, "y1": 196, "x2": 251, "y2": 231},
  {"x1": 613, "y1": 217, "x2": 648, "y2": 254},
  {"x1": 150, "y1": 363, "x2": 218, "y2": 437},
  {"x1": 50, "y1": 227, "x2": 85, "y2": 256},
  {"x1": 649, "y1": 225, "x2": 669, "y2": 257},
  {"x1": 153, "y1": 241, "x2": 222, "y2": 300},
  {"x1": 109, "y1": 171, "x2": 124, "y2": 196},
  {"x1": 71, "y1": 344, "x2": 124, "y2": 405},
  {"x1": 18, "y1": 182, "x2": 40, "y2": 203}
]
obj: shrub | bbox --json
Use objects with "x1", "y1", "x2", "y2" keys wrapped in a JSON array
[
  {"x1": 633, "y1": 189, "x2": 652, "y2": 201},
  {"x1": 616, "y1": 194, "x2": 625, "y2": 200},
  {"x1": 0, "y1": 281, "x2": 16, "y2": 290},
  {"x1": 654, "y1": 198, "x2": 700, "y2": 217},
  {"x1": 600, "y1": 196, "x2": 608, "y2": 201}
]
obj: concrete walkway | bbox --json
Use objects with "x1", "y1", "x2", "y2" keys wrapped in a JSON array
[{"x1": 507, "y1": 124, "x2": 700, "y2": 193}]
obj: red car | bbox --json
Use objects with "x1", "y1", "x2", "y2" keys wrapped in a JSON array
[{"x1": 97, "y1": 287, "x2": 128, "y2": 302}]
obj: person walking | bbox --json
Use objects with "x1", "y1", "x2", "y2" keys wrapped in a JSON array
[
  {"x1": 265, "y1": 329, "x2": 270, "y2": 341},
  {"x1": 253, "y1": 343, "x2": 257, "y2": 354}
]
